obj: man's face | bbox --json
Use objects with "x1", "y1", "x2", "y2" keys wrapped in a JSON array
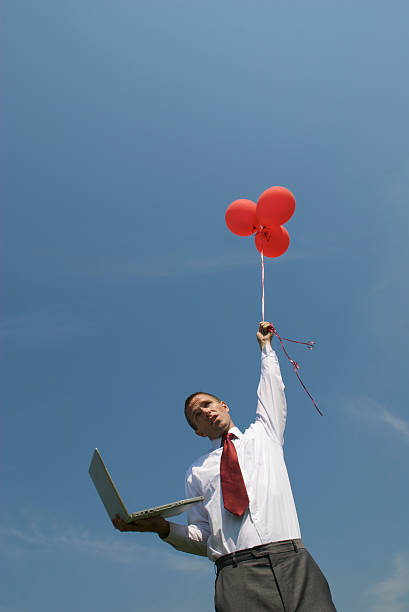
[{"x1": 186, "y1": 394, "x2": 232, "y2": 440}]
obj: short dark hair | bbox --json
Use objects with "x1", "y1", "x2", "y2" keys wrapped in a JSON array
[{"x1": 184, "y1": 392, "x2": 221, "y2": 429}]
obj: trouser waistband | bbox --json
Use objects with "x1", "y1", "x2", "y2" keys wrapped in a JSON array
[{"x1": 215, "y1": 539, "x2": 305, "y2": 572}]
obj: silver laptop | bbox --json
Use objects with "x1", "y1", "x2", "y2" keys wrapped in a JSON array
[{"x1": 89, "y1": 448, "x2": 204, "y2": 523}]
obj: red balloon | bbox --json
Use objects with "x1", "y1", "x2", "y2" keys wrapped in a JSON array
[
  {"x1": 256, "y1": 186, "x2": 295, "y2": 227},
  {"x1": 255, "y1": 226, "x2": 290, "y2": 258},
  {"x1": 225, "y1": 199, "x2": 258, "y2": 236}
]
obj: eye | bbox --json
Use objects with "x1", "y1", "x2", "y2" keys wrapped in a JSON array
[{"x1": 194, "y1": 409, "x2": 203, "y2": 422}]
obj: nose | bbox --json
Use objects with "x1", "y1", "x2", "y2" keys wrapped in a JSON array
[{"x1": 201, "y1": 405, "x2": 216, "y2": 420}]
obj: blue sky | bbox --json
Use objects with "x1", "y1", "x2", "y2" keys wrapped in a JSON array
[{"x1": 1, "y1": 1, "x2": 409, "y2": 610}]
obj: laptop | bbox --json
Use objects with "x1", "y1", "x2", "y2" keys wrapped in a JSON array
[{"x1": 89, "y1": 448, "x2": 204, "y2": 523}]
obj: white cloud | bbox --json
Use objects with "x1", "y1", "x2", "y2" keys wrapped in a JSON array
[
  {"x1": 368, "y1": 554, "x2": 409, "y2": 612},
  {"x1": 363, "y1": 162, "x2": 409, "y2": 347},
  {"x1": 380, "y1": 411, "x2": 409, "y2": 441},
  {"x1": 0, "y1": 523, "x2": 208, "y2": 573},
  {"x1": 0, "y1": 312, "x2": 94, "y2": 347},
  {"x1": 76, "y1": 248, "x2": 307, "y2": 281},
  {"x1": 347, "y1": 396, "x2": 409, "y2": 444}
]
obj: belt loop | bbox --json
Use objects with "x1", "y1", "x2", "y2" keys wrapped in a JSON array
[
  {"x1": 232, "y1": 552, "x2": 238, "y2": 567},
  {"x1": 292, "y1": 540, "x2": 298, "y2": 553}
]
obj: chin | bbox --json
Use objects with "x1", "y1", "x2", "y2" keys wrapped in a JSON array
[{"x1": 209, "y1": 428, "x2": 223, "y2": 440}]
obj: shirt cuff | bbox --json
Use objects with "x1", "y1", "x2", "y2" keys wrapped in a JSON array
[
  {"x1": 262, "y1": 343, "x2": 274, "y2": 358},
  {"x1": 161, "y1": 522, "x2": 189, "y2": 546},
  {"x1": 161, "y1": 522, "x2": 208, "y2": 557}
]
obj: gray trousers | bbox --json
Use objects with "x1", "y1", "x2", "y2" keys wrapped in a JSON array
[{"x1": 214, "y1": 540, "x2": 337, "y2": 612}]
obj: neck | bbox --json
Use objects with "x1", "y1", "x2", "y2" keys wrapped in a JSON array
[
  {"x1": 221, "y1": 420, "x2": 235, "y2": 437},
  {"x1": 208, "y1": 421, "x2": 235, "y2": 441}
]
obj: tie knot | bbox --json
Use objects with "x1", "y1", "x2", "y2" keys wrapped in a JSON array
[{"x1": 222, "y1": 432, "x2": 235, "y2": 443}]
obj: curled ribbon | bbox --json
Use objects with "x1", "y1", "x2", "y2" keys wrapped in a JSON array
[{"x1": 266, "y1": 324, "x2": 322, "y2": 416}]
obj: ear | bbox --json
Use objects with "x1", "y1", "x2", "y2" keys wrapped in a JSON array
[
  {"x1": 195, "y1": 430, "x2": 207, "y2": 438},
  {"x1": 220, "y1": 401, "x2": 229, "y2": 413}
]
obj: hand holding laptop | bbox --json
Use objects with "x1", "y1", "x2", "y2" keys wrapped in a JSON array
[
  {"x1": 89, "y1": 449, "x2": 203, "y2": 531},
  {"x1": 112, "y1": 513, "x2": 170, "y2": 538}
]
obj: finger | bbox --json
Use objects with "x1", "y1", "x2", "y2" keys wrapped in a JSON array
[
  {"x1": 130, "y1": 520, "x2": 145, "y2": 530},
  {"x1": 114, "y1": 516, "x2": 126, "y2": 530}
]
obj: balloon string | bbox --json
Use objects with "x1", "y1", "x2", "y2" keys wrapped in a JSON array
[
  {"x1": 261, "y1": 233, "x2": 265, "y2": 322},
  {"x1": 267, "y1": 324, "x2": 322, "y2": 416},
  {"x1": 258, "y1": 227, "x2": 321, "y2": 415}
]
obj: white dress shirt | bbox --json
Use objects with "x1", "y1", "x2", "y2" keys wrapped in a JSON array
[{"x1": 164, "y1": 344, "x2": 301, "y2": 561}]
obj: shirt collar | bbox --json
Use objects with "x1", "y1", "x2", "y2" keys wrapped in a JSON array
[{"x1": 210, "y1": 426, "x2": 242, "y2": 450}]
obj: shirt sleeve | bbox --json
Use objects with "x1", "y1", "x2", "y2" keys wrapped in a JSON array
[
  {"x1": 161, "y1": 469, "x2": 210, "y2": 558},
  {"x1": 255, "y1": 343, "x2": 287, "y2": 446}
]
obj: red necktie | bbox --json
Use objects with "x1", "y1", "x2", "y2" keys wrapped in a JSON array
[{"x1": 220, "y1": 433, "x2": 249, "y2": 517}]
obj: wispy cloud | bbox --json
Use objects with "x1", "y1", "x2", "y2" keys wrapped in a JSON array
[
  {"x1": 0, "y1": 312, "x2": 94, "y2": 347},
  {"x1": 77, "y1": 249, "x2": 306, "y2": 281},
  {"x1": 363, "y1": 164, "x2": 409, "y2": 343},
  {"x1": 368, "y1": 554, "x2": 409, "y2": 612},
  {"x1": 380, "y1": 411, "x2": 409, "y2": 441},
  {"x1": 0, "y1": 523, "x2": 208, "y2": 573},
  {"x1": 347, "y1": 396, "x2": 409, "y2": 444}
]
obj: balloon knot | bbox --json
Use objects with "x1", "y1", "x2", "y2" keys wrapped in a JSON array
[{"x1": 257, "y1": 225, "x2": 270, "y2": 236}]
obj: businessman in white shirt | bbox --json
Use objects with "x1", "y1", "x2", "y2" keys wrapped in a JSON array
[{"x1": 113, "y1": 322, "x2": 337, "y2": 611}]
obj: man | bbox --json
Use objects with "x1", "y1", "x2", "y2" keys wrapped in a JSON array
[{"x1": 113, "y1": 322, "x2": 337, "y2": 611}]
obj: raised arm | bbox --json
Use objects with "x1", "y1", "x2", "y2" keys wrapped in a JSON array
[{"x1": 256, "y1": 321, "x2": 287, "y2": 445}]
